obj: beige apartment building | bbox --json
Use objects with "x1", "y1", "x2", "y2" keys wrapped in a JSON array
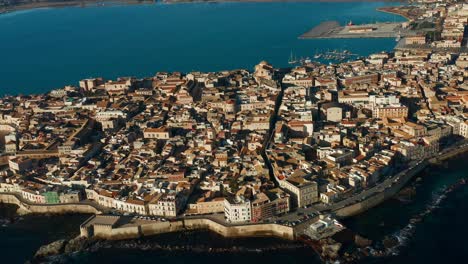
[
  {"x1": 279, "y1": 176, "x2": 318, "y2": 208},
  {"x1": 373, "y1": 105, "x2": 408, "y2": 119}
]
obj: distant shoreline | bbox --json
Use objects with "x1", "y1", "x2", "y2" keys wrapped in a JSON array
[
  {"x1": 0, "y1": 0, "x2": 153, "y2": 14},
  {"x1": 377, "y1": 6, "x2": 412, "y2": 21},
  {"x1": 1, "y1": 0, "x2": 407, "y2": 15},
  {"x1": 163, "y1": 0, "x2": 406, "y2": 2}
]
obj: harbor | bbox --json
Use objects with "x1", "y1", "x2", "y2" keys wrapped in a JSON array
[{"x1": 288, "y1": 49, "x2": 360, "y2": 65}]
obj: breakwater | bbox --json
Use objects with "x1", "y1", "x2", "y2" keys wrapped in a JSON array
[
  {"x1": 299, "y1": 21, "x2": 341, "y2": 39},
  {"x1": 300, "y1": 21, "x2": 406, "y2": 39}
]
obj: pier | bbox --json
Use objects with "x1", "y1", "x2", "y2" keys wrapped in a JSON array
[
  {"x1": 300, "y1": 21, "x2": 408, "y2": 39},
  {"x1": 299, "y1": 21, "x2": 341, "y2": 39}
]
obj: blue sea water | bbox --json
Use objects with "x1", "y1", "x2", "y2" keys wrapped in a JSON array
[
  {"x1": 0, "y1": 2, "x2": 404, "y2": 95},
  {"x1": 344, "y1": 153, "x2": 468, "y2": 263},
  {"x1": 0, "y1": 213, "x2": 90, "y2": 263}
]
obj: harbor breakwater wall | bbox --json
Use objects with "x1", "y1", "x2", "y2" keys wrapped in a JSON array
[
  {"x1": 81, "y1": 216, "x2": 295, "y2": 241},
  {"x1": 0, "y1": 193, "x2": 102, "y2": 215}
]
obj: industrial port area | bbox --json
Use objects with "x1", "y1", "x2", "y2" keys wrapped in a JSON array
[{"x1": 299, "y1": 21, "x2": 409, "y2": 40}]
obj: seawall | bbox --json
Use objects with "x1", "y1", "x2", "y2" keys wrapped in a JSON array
[
  {"x1": 183, "y1": 218, "x2": 295, "y2": 240},
  {"x1": 333, "y1": 161, "x2": 427, "y2": 218},
  {"x1": 81, "y1": 216, "x2": 295, "y2": 241},
  {"x1": 334, "y1": 142, "x2": 468, "y2": 218},
  {"x1": 0, "y1": 193, "x2": 102, "y2": 215}
]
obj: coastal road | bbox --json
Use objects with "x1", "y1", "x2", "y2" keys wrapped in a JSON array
[
  {"x1": 257, "y1": 73, "x2": 468, "y2": 226},
  {"x1": 272, "y1": 139, "x2": 468, "y2": 225}
]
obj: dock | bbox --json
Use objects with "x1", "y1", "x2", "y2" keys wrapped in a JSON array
[
  {"x1": 300, "y1": 21, "x2": 407, "y2": 39},
  {"x1": 299, "y1": 21, "x2": 341, "y2": 39}
]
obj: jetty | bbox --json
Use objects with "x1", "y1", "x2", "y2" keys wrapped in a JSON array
[
  {"x1": 300, "y1": 21, "x2": 409, "y2": 39},
  {"x1": 299, "y1": 21, "x2": 341, "y2": 39}
]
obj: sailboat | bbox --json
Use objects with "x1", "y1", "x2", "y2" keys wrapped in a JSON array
[
  {"x1": 288, "y1": 51, "x2": 298, "y2": 64},
  {"x1": 314, "y1": 53, "x2": 322, "y2": 59}
]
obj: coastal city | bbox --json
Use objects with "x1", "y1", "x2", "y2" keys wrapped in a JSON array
[
  {"x1": 0, "y1": 0, "x2": 467, "y2": 262},
  {"x1": 0, "y1": 0, "x2": 467, "y2": 220}
]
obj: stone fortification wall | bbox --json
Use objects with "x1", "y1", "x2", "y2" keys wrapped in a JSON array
[
  {"x1": 81, "y1": 216, "x2": 295, "y2": 241},
  {"x1": 0, "y1": 193, "x2": 101, "y2": 215}
]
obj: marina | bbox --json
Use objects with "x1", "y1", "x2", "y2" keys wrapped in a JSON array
[{"x1": 288, "y1": 49, "x2": 360, "y2": 65}]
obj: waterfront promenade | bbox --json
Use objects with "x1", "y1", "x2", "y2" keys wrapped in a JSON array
[{"x1": 285, "y1": 139, "x2": 468, "y2": 222}]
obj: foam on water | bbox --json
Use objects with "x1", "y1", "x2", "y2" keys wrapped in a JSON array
[{"x1": 375, "y1": 179, "x2": 467, "y2": 257}]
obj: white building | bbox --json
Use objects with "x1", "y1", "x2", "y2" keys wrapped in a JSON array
[
  {"x1": 459, "y1": 121, "x2": 468, "y2": 138},
  {"x1": 96, "y1": 110, "x2": 127, "y2": 121},
  {"x1": 224, "y1": 196, "x2": 251, "y2": 223},
  {"x1": 368, "y1": 94, "x2": 399, "y2": 107}
]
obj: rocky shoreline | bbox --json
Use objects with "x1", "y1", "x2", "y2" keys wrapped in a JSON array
[
  {"x1": 29, "y1": 234, "x2": 309, "y2": 263},
  {"x1": 376, "y1": 178, "x2": 467, "y2": 256},
  {"x1": 293, "y1": 172, "x2": 467, "y2": 264},
  {"x1": 0, "y1": 203, "x2": 22, "y2": 227},
  {"x1": 319, "y1": 177, "x2": 468, "y2": 263}
]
